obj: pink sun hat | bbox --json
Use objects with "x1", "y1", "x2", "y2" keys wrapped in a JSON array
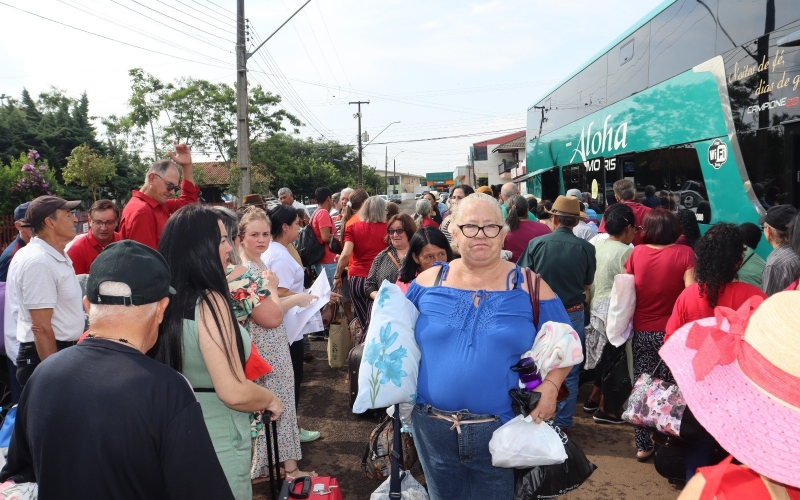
[{"x1": 660, "y1": 292, "x2": 800, "y2": 488}]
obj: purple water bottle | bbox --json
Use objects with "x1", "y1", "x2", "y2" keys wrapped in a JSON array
[{"x1": 511, "y1": 357, "x2": 542, "y2": 391}]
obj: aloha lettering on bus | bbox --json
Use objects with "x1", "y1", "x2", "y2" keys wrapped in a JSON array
[{"x1": 569, "y1": 114, "x2": 629, "y2": 164}]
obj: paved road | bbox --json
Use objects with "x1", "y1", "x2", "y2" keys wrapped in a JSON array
[{"x1": 254, "y1": 340, "x2": 682, "y2": 500}]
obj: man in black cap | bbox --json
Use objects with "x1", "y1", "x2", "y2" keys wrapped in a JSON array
[
  {"x1": 0, "y1": 240, "x2": 235, "y2": 499},
  {"x1": 761, "y1": 204, "x2": 800, "y2": 295},
  {"x1": 12, "y1": 195, "x2": 84, "y2": 386},
  {"x1": 0, "y1": 202, "x2": 32, "y2": 282}
]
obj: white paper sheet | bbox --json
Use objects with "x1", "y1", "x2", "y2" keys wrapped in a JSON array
[{"x1": 283, "y1": 272, "x2": 331, "y2": 343}]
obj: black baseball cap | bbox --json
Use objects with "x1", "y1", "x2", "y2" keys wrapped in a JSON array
[
  {"x1": 87, "y1": 240, "x2": 176, "y2": 305},
  {"x1": 25, "y1": 195, "x2": 81, "y2": 228},
  {"x1": 13, "y1": 202, "x2": 30, "y2": 223},
  {"x1": 759, "y1": 204, "x2": 797, "y2": 231}
]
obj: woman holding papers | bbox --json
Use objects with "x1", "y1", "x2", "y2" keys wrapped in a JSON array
[{"x1": 238, "y1": 206, "x2": 320, "y2": 481}]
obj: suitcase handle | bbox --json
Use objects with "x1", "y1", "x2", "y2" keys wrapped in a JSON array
[{"x1": 289, "y1": 477, "x2": 312, "y2": 499}]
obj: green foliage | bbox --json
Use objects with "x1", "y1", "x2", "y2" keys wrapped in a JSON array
[
  {"x1": 64, "y1": 144, "x2": 117, "y2": 200},
  {"x1": 0, "y1": 150, "x2": 62, "y2": 215},
  {"x1": 476, "y1": 177, "x2": 489, "y2": 187},
  {"x1": 249, "y1": 134, "x2": 385, "y2": 200}
]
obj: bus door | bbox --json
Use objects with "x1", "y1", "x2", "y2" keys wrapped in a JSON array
[{"x1": 782, "y1": 120, "x2": 800, "y2": 208}]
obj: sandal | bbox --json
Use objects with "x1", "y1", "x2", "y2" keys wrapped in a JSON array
[
  {"x1": 251, "y1": 468, "x2": 287, "y2": 484},
  {"x1": 636, "y1": 449, "x2": 654, "y2": 462},
  {"x1": 285, "y1": 468, "x2": 319, "y2": 479}
]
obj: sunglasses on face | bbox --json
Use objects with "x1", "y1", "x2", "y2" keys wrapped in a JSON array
[
  {"x1": 387, "y1": 228, "x2": 405, "y2": 235},
  {"x1": 154, "y1": 173, "x2": 180, "y2": 192}
]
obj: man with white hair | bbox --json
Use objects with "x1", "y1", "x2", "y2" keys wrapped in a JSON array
[
  {"x1": 500, "y1": 182, "x2": 538, "y2": 221},
  {"x1": 278, "y1": 187, "x2": 306, "y2": 210},
  {"x1": 0, "y1": 240, "x2": 234, "y2": 499},
  {"x1": 119, "y1": 143, "x2": 199, "y2": 250}
]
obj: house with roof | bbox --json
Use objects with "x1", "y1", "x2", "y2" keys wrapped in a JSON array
[{"x1": 465, "y1": 131, "x2": 526, "y2": 187}]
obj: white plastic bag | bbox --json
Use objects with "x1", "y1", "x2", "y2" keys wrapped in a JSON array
[
  {"x1": 370, "y1": 472, "x2": 429, "y2": 500},
  {"x1": 606, "y1": 274, "x2": 635, "y2": 347},
  {"x1": 489, "y1": 415, "x2": 567, "y2": 468}
]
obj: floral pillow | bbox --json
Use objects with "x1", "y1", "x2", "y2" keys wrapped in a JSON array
[{"x1": 352, "y1": 281, "x2": 421, "y2": 414}]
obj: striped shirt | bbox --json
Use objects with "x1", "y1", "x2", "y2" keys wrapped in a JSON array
[{"x1": 762, "y1": 244, "x2": 800, "y2": 296}]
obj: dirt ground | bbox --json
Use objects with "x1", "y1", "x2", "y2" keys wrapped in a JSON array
[{"x1": 253, "y1": 340, "x2": 683, "y2": 500}]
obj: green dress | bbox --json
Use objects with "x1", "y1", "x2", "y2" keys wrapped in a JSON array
[{"x1": 182, "y1": 302, "x2": 253, "y2": 500}]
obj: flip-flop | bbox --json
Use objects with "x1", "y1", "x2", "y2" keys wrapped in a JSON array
[{"x1": 285, "y1": 469, "x2": 319, "y2": 479}]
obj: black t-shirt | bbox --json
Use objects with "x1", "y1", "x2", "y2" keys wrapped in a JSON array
[{"x1": 0, "y1": 338, "x2": 234, "y2": 500}]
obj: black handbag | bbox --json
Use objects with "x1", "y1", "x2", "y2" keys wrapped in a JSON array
[
  {"x1": 601, "y1": 344, "x2": 631, "y2": 416},
  {"x1": 329, "y1": 235, "x2": 343, "y2": 254}
]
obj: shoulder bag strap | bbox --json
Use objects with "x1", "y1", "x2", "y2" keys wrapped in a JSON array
[
  {"x1": 525, "y1": 268, "x2": 541, "y2": 328},
  {"x1": 387, "y1": 249, "x2": 401, "y2": 269},
  {"x1": 389, "y1": 403, "x2": 403, "y2": 497},
  {"x1": 433, "y1": 266, "x2": 444, "y2": 286}
]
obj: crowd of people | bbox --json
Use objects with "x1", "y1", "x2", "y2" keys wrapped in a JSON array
[{"x1": 0, "y1": 143, "x2": 798, "y2": 499}]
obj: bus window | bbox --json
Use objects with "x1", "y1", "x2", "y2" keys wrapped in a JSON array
[
  {"x1": 716, "y1": 0, "x2": 800, "y2": 53},
  {"x1": 739, "y1": 126, "x2": 793, "y2": 208},
  {"x1": 540, "y1": 169, "x2": 561, "y2": 203},
  {"x1": 626, "y1": 145, "x2": 711, "y2": 219},
  {"x1": 607, "y1": 22, "x2": 651, "y2": 105},
  {"x1": 648, "y1": 0, "x2": 717, "y2": 87}
]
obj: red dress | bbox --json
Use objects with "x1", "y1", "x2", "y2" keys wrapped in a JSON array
[{"x1": 696, "y1": 457, "x2": 800, "y2": 500}]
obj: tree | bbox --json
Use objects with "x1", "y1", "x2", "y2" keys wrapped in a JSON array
[{"x1": 63, "y1": 144, "x2": 117, "y2": 200}]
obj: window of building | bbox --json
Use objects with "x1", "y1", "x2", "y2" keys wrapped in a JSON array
[{"x1": 474, "y1": 146, "x2": 488, "y2": 161}]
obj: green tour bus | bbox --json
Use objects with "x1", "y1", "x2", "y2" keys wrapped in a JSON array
[{"x1": 521, "y1": 0, "x2": 800, "y2": 257}]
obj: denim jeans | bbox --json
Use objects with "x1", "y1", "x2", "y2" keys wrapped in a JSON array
[
  {"x1": 411, "y1": 403, "x2": 513, "y2": 500},
  {"x1": 313, "y1": 262, "x2": 337, "y2": 288},
  {"x1": 555, "y1": 308, "x2": 586, "y2": 429}
]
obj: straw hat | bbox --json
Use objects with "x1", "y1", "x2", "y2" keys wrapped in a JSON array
[
  {"x1": 546, "y1": 195, "x2": 588, "y2": 219},
  {"x1": 660, "y1": 292, "x2": 800, "y2": 488}
]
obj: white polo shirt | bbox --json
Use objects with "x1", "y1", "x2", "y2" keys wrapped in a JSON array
[
  {"x1": 15, "y1": 237, "x2": 83, "y2": 343},
  {"x1": 4, "y1": 245, "x2": 29, "y2": 363}
]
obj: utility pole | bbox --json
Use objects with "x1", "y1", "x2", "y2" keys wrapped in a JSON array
[
  {"x1": 384, "y1": 147, "x2": 388, "y2": 196},
  {"x1": 393, "y1": 159, "x2": 397, "y2": 196},
  {"x1": 235, "y1": 0, "x2": 312, "y2": 206},
  {"x1": 236, "y1": 0, "x2": 250, "y2": 204},
  {"x1": 349, "y1": 101, "x2": 369, "y2": 188}
]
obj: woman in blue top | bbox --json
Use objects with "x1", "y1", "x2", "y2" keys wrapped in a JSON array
[{"x1": 405, "y1": 193, "x2": 572, "y2": 500}]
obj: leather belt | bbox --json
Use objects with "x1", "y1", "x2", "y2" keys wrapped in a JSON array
[{"x1": 565, "y1": 303, "x2": 584, "y2": 313}]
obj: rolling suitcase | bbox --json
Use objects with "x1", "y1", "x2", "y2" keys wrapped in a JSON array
[
  {"x1": 347, "y1": 344, "x2": 364, "y2": 410},
  {"x1": 279, "y1": 476, "x2": 342, "y2": 500},
  {"x1": 259, "y1": 411, "x2": 283, "y2": 500}
]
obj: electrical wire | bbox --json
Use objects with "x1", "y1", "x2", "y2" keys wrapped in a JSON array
[
  {"x1": 370, "y1": 127, "x2": 527, "y2": 145},
  {"x1": 154, "y1": 0, "x2": 236, "y2": 33},
  {"x1": 189, "y1": 0, "x2": 236, "y2": 22},
  {"x1": 0, "y1": 1, "x2": 233, "y2": 68},
  {"x1": 314, "y1": 0, "x2": 352, "y2": 90},
  {"x1": 199, "y1": 0, "x2": 234, "y2": 15},
  {"x1": 126, "y1": 0, "x2": 234, "y2": 42}
]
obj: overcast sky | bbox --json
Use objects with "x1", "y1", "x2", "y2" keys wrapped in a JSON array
[{"x1": 0, "y1": 0, "x2": 664, "y2": 177}]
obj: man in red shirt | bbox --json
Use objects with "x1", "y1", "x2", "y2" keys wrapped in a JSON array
[
  {"x1": 67, "y1": 199, "x2": 123, "y2": 274},
  {"x1": 310, "y1": 187, "x2": 336, "y2": 286},
  {"x1": 598, "y1": 179, "x2": 650, "y2": 245},
  {"x1": 118, "y1": 144, "x2": 199, "y2": 249}
]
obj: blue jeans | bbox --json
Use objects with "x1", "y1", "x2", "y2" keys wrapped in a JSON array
[
  {"x1": 555, "y1": 308, "x2": 586, "y2": 429},
  {"x1": 313, "y1": 262, "x2": 337, "y2": 288},
  {"x1": 411, "y1": 403, "x2": 512, "y2": 500}
]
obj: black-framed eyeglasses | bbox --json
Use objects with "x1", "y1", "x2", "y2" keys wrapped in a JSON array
[
  {"x1": 387, "y1": 228, "x2": 405, "y2": 236},
  {"x1": 154, "y1": 173, "x2": 180, "y2": 192},
  {"x1": 19, "y1": 224, "x2": 31, "y2": 228},
  {"x1": 458, "y1": 224, "x2": 503, "y2": 238}
]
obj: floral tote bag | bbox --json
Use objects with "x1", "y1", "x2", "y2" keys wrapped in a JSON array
[{"x1": 621, "y1": 361, "x2": 686, "y2": 437}]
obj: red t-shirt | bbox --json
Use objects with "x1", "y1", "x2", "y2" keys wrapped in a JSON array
[
  {"x1": 664, "y1": 282, "x2": 766, "y2": 341},
  {"x1": 504, "y1": 220, "x2": 551, "y2": 263},
  {"x1": 119, "y1": 180, "x2": 200, "y2": 250},
  {"x1": 624, "y1": 244, "x2": 696, "y2": 332},
  {"x1": 344, "y1": 221, "x2": 388, "y2": 277},
  {"x1": 599, "y1": 200, "x2": 651, "y2": 246},
  {"x1": 311, "y1": 208, "x2": 336, "y2": 264},
  {"x1": 67, "y1": 231, "x2": 123, "y2": 275},
  {"x1": 421, "y1": 217, "x2": 439, "y2": 229}
]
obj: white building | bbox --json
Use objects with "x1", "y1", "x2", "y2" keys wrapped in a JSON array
[{"x1": 469, "y1": 131, "x2": 526, "y2": 187}]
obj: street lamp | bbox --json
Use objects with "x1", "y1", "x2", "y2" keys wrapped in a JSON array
[
  {"x1": 367, "y1": 121, "x2": 400, "y2": 148},
  {"x1": 391, "y1": 151, "x2": 404, "y2": 196}
]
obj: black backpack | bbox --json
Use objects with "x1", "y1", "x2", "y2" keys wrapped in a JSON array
[{"x1": 296, "y1": 226, "x2": 325, "y2": 267}]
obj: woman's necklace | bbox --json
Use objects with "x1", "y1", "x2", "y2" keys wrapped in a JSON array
[{"x1": 395, "y1": 246, "x2": 408, "y2": 261}]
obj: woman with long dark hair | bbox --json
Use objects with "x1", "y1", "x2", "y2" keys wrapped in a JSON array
[
  {"x1": 676, "y1": 209, "x2": 701, "y2": 248},
  {"x1": 503, "y1": 194, "x2": 550, "y2": 262},
  {"x1": 396, "y1": 227, "x2": 453, "y2": 292},
  {"x1": 155, "y1": 204, "x2": 283, "y2": 500},
  {"x1": 665, "y1": 222, "x2": 766, "y2": 481}
]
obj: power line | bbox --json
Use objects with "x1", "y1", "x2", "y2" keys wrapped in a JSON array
[
  {"x1": 126, "y1": 0, "x2": 234, "y2": 42},
  {"x1": 314, "y1": 0, "x2": 352, "y2": 89},
  {"x1": 58, "y1": 0, "x2": 232, "y2": 59},
  {"x1": 370, "y1": 128, "x2": 526, "y2": 145},
  {"x1": 154, "y1": 0, "x2": 236, "y2": 33},
  {"x1": 299, "y1": 6, "x2": 340, "y2": 89},
  {"x1": 199, "y1": 0, "x2": 234, "y2": 15},
  {"x1": 0, "y1": 1, "x2": 233, "y2": 68},
  {"x1": 189, "y1": 0, "x2": 236, "y2": 21}
]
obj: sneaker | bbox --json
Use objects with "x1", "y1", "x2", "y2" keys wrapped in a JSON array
[
  {"x1": 303, "y1": 352, "x2": 314, "y2": 362},
  {"x1": 593, "y1": 410, "x2": 624, "y2": 425},
  {"x1": 583, "y1": 398, "x2": 599, "y2": 413},
  {"x1": 299, "y1": 428, "x2": 321, "y2": 443}
]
